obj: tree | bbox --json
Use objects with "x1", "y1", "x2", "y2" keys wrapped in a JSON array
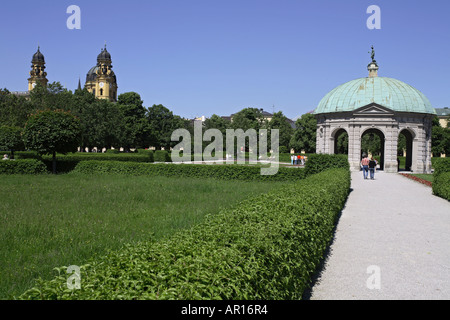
[
  {"x1": 432, "y1": 116, "x2": 450, "y2": 156},
  {"x1": 0, "y1": 126, "x2": 24, "y2": 159},
  {"x1": 361, "y1": 133, "x2": 381, "y2": 156},
  {"x1": 30, "y1": 82, "x2": 74, "y2": 112},
  {"x1": 204, "y1": 115, "x2": 231, "y2": 152},
  {"x1": 336, "y1": 131, "x2": 349, "y2": 154},
  {"x1": 231, "y1": 108, "x2": 267, "y2": 131},
  {"x1": 22, "y1": 110, "x2": 81, "y2": 174},
  {"x1": 147, "y1": 104, "x2": 177, "y2": 150},
  {"x1": 267, "y1": 111, "x2": 293, "y2": 152},
  {"x1": 204, "y1": 114, "x2": 230, "y2": 134},
  {"x1": 290, "y1": 113, "x2": 317, "y2": 153},
  {"x1": 0, "y1": 92, "x2": 34, "y2": 128},
  {"x1": 117, "y1": 92, "x2": 151, "y2": 150}
]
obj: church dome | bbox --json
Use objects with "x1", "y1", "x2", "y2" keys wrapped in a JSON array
[
  {"x1": 315, "y1": 77, "x2": 435, "y2": 115},
  {"x1": 314, "y1": 50, "x2": 436, "y2": 115},
  {"x1": 97, "y1": 47, "x2": 111, "y2": 62},
  {"x1": 32, "y1": 47, "x2": 45, "y2": 63},
  {"x1": 86, "y1": 66, "x2": 99, "y2": 82}
]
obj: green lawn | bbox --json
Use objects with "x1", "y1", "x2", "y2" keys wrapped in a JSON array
[
  {"x1": 410, "y1": 174, "x2": 434, "y2": 183},
  {"x1": 0, "y1": 174, "x2": 287, "y2": 299}
]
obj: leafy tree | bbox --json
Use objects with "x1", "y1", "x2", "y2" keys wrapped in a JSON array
[
  {"x1": 267, "y1": 111, "x2": 293, "y2": 151},
  {"x1": 0, "y1": 126, "x2": 24, "y2": 159},
  {"x1": 204, "y1": 114, "x2": 230, "y2": 134},
  {"x1": 22, "y1": 110, "x2": 81, "y2": 173},
  {"x1": 147, "y1": 104, "x2": 178, "y2": 150},
  {"x1": 79, "y1": 100, "x2": 123, "y2": 152},
  {"x1": 0, "y1": 93, "x2": 34, "y2": 128},
  {"x1": 204, "y1": 114, "x2": 231, "y2": 151},
  {"x1": 361, "y1": 133, "x2": 381, "y2": 156},
  {"x1": 231, "y1": 108, "x2": 267, "y2": 131},
  {"x1": 290, "y1": 113, "x2": 317, "y2": 153},
  {"x1": 432, "y1": 116, "x2": 450, "y2": 156},
  {"x1": 336, "y1": 131, "x2": 349, "y2": 154},
  {"x1": 117, "y1": 92, "x2": 151, "y2": 150},
  {"x1": 30, "y1": 82, "x2": 74, "y2": 112},
  {"x1": 398, "y1": 133, "x2": 407, "y2": 156}
]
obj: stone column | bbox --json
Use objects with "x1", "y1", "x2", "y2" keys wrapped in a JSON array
[{"x1": 384, "y1": 125, "x2": 398, "y2": 173}]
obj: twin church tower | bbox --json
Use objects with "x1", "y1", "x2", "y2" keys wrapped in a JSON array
[{"x1": 27, "y1": 45, "x2": 118, "y2": 102}]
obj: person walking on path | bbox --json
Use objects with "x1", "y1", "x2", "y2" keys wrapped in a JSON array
[
  {"x1": 369, "y1": 156, "x2": 377, "y2": 180},
  {"x1": 361, "y1": 154, "x2": 370, "y2": 179}
]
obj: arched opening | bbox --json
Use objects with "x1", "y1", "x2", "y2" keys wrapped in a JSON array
[
  {"x1": 333, "y1": 128, "x2": 349, "y2": 155},
  {"x1": 398, "y1": 129, "x2": 414, "y2": 172},
  {"x1": 361, "y1": 128, "x2": 385, "y2": 171}
]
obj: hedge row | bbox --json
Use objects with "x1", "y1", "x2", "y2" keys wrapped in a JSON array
[
  {"x1": 0, "y1": 159, "x2": 47, "y2": 175},
  {"x1": 8, "y1": 152, "x2": 154, "y2": 173},
  {"x1": 72, "y1": 161, "x2": 307, "y2": 181},
  {"x1": 19, "y1": 168, "x2": 351, "y2": 300},
  {"x1": 304, "y1": 154, "x2": 349, "y2": 175},
  {"x1": 432, "y1": 158, "x2": 450, "y2": 200}
]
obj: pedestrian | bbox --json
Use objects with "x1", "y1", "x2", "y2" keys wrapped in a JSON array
[
  {"x1": 369, "y1": 156, "x2": 377, "y2": 180},
  {"x1": 361, "y1": 154, "x2": 370, "y2": 180},
  {"x1": 297, "y1": 155, "x2": 301, "y2": 166},
  {"x1": 291, "y1": 154, "x2": 294, "y2": 165},
  {"x1": 300, "y1": 155, "x2": 305, "y2": 166}
]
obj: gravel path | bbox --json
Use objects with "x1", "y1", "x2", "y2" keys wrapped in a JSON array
[{"x1": 308, "y1": 171, "x2": 450, "y2": 300}]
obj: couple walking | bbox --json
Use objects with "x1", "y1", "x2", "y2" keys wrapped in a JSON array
[{"x1": 361, "y1": 154, "x2": 377, "y2": 180}]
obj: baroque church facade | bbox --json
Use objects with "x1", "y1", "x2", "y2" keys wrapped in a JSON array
[{"x1": 17, "y1": 46, "x2": 118, "y2": 102}]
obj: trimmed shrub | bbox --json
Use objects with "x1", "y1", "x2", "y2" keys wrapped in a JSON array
[
  {"x1": 432, "y1": 158, "x2": 450, "y2": 200},
  {"x1": 0, "y1": 159, "x2": 47, "y2": 175},
  {"x1": 304, "y1": 154, "x2": 349, "y2": 175},
  {"x1": 19, "y1": 168, "x2": 350, "y2": 300},
  {"x1": 154, "y1": 150, "x2": 171, "y2": 163},
  {"x1": 72, "y1": 161, "x2": 306, "y2": 182},
  {"x1": 105, "y1": 149, "x2": 120, "y2": 154},
  {"x1": 9, "y1": 152, "x2": 154, "y2": 173},
  {"x1": 433, "y1": 171, "x2": 450, "y2": 201},
  {"x1": 432, "y1": 157, "x2": 450, "y2": 175}
]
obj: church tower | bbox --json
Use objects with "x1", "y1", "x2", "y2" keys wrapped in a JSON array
[
  {"x1": 85, "y1": 45, "x2": 118, "y2": 102},
  {"x1": 28, "y1": 46, "x2": 48, "y2": 91}
]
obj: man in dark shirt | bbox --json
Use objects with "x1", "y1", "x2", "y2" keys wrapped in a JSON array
[{"x1": 369, "y1": 157, "x2": 377, "y2": 180}]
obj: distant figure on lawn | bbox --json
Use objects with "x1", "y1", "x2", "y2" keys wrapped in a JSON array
[
  {"x1": 369, "y1": 157, "x2": 378, "y2": 180},
  {"x1": 2, "y1": 154, "x2": 9, "y2": 161},
  {"x1": 361, "y1": 154, "x2": 370, "y2": 180}
]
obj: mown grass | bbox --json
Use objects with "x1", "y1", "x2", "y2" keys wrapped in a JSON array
[
  {"x1": 410, "y1": 174, "x2": 434, "y2": 183},
  {"x1": 0, "y1": 174, "x2": 287, "y2": 299}
]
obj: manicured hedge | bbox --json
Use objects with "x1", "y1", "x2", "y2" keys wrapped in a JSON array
[
  {"x1": 9, "y1": 152, "x2": 154, "y2": 173},
  {"x1": 154, "y1": 150, "x2": 171, "y2": 162},
  {"x1": 304, "y1": 154, "x2": 349, "y2": 175},
  {"x1": 72, "y1": 161, "x2": 306, "y2": 181},
  {"x1": 19, "y1": 168, "x2": 351, "y2": 300},
  {"x1": 432, "y1": 157, "x2": 450, "y2": 175},
  {"x1": 0, "y1": 159, "x2": 47, "y2": 175},
  {"x1": 433, "y1": 172, "x2": 450, "y2": 201},
  {"x1": 432, "y1": 158, "x2": 450, "y2": 200}
]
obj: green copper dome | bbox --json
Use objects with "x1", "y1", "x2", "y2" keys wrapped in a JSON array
[{"x1": 314, "y1": 77, "x2": 436, "y2": 115}]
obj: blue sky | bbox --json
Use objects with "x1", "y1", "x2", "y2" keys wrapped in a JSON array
[{"x1": 1, "y1": 0, "x2": 449, "y2": 120}]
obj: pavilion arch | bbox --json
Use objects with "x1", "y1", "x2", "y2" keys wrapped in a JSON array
[
  {"x1": 398, "y1": 127, "x2": 417, "y2": 172},
  {"x1": 314, "y1": 51, "x2": 435, "y2": 174},
  {"x1": 360, "y1": 127, "x2": 386, "y2": 170},
  {"x1": 330, "y1": 127, "x2": 349, "y2": 155}
]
